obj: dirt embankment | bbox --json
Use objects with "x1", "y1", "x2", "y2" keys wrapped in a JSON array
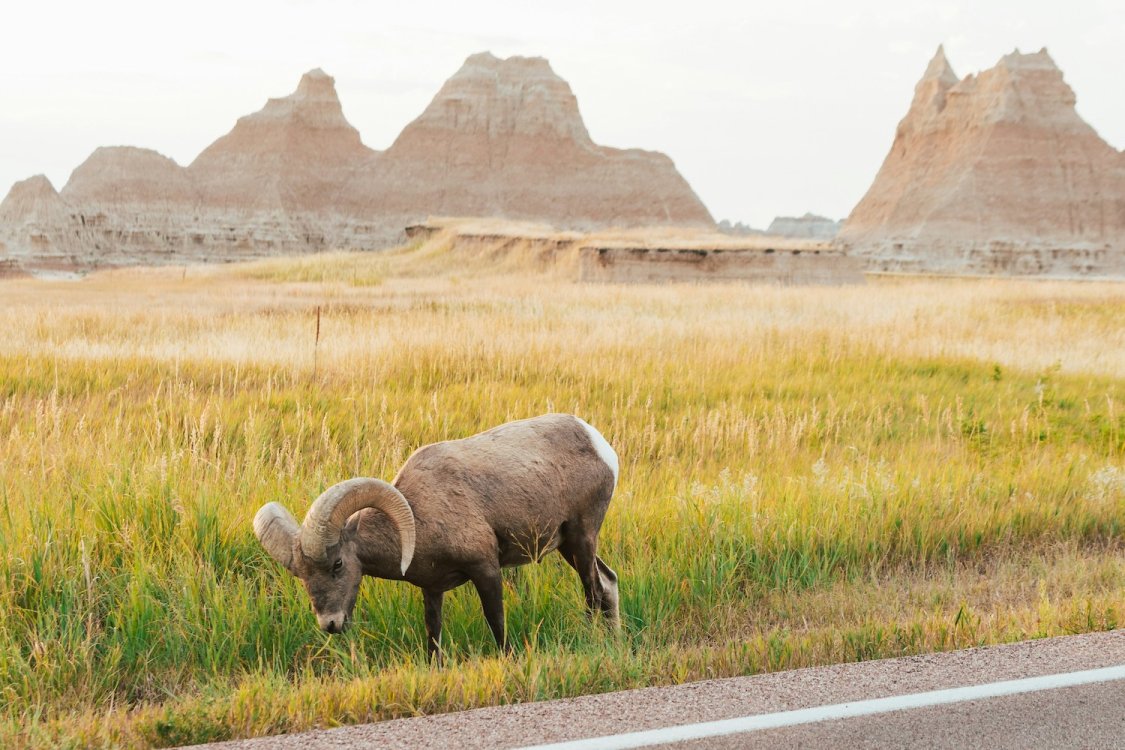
[{"x1": 408, "y1": 219, "x2": 865, "y2": 284}]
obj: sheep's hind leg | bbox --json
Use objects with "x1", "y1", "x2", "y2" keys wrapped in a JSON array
[
  {"x1": 470, "y1": 569, "x2": 509, "y2": 654},
  {"x1": 595, "y1": 556, "x2": 621, "y2": 631},
  {"x1": 423, "y1": 588, "x2": 444, "y2": 664},
  {"x1": 560, "y1": 534, "x2": 617, "y2": 629}
]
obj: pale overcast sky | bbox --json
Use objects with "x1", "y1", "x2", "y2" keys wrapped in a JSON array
[{"x1": 1, "y1": 0, "x2": 1121, "y2": 227}]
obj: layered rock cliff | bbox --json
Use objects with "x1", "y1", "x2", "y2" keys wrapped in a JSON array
[
  {"x1": 360, "y1": 53, "x2": 713, "y2": 227},
  {"x1": 0, "y1": 55, "x2": 712, "y2": 269},
  {"x1": 839, "y1": 47, "x2": 1125, "y2": 276},
  {"x1": 0, "y1": 175, "x2": 87, "y2": 261},
  {"x1": 189, "y1": 68, "x2": 377, "y2": 213}
]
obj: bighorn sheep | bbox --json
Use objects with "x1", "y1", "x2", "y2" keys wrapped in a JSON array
[{"x1": 254, "y1": 414, "x2": 620, "y2": 658}]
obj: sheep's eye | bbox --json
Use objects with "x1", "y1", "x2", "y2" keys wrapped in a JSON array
[{"x1": 332, "y1": 559, "x2": 343, "y2": 574}]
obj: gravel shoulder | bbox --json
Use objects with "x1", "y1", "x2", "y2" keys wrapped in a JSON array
[{"x1": 186, "y1": 630, "x2": 1125, "y2": 750}]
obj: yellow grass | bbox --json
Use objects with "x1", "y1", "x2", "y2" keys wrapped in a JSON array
[
  {"x1": 0, "y1": 237, "x2": 1122, "y2": 747},
  {"x1": 4, "y1": 250, "x2": 1124, "y2": 378}
]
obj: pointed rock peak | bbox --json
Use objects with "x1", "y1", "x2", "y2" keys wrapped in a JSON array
[
  {"x1": 986, "y1": 47, "x2": 1075, "y2": 112},
  {"x1": 187, "y1": 65, "x2": 374, "y2": 207},
  {"x1": 464, "y1": 51, "x2": 500, "y2": 65},
  {"x1": 295, "y1": 67, "x2": 340, "y2": 100},
  {"x1": 996, "y1": 47, "x2": 1060, "y2": 73},
  {"x1": 8, "y1": 174, "x2": 59, "y2": 197},
  {"x1": 1, "y1": 174, "x2": 68, "y2": 223},
  {"x1": 455, "y1": 51, "x2": 558, "y2": 80},
  {"x1": 908, "y1": 45, "x2": 960, "y2": 118},
  {"x1": 399, "y1": 51, "x2": 591, "y2": 145},
  {"x1": 202, "y1": 66, "x2": 362, "y2": 141},
  {"x1": 921, "y1": 45, "x2": 959, "y2": 86}
]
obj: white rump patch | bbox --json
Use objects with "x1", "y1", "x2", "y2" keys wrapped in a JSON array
[{"x1": 575, "y1": 417, "x2": 619, "y2": 488}]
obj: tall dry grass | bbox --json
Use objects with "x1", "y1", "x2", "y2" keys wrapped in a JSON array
[{"x1": 0, "y1": 239, "x2": 1122, "y2": 747}]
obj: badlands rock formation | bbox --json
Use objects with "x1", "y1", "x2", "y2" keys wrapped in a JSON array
[
  {"x1": 0, "y1": 55, "x2": 711, "y2": 270},
  {"x1": 0, "y1": 175, "x2": 86, "y2": 264},
  {"x1": 716, "y1": 220, "x2": 766, "y2": 237},
  {"x1": 362, "y1": 53, "x2": 713, "y2": 227},
  {"x1": 0, "y1": 175, "x2": 71, "y2": 228},
  {"x1": 63, "y1": 147, "x2": 197, "y2": 207},
  {"x1": 766, "y1": 213, "x2": 841, "y2": 239},
  {"x1": 718, "y1": 214, "x2": 841, "y2": 239},
  {"x1": 189, "y1": 68, "x2": 377, "y2": 213},
  {"x1": 839, "y1": 47, "x2": 1125, "y2": 276}
]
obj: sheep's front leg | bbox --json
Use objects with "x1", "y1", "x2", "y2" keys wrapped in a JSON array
[
  {"x1": 423, "y1": 588, "x2": 444, "y2": 664},
  {"x1": 471, "y1": 570, "x2": 509, "y2": 654}
]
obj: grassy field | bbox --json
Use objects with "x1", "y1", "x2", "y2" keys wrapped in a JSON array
[{"x1": 1, "y1": 234, "x2": 1123, "y2": 747}]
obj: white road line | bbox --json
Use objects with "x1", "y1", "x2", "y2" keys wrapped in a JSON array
[{"x1": 513, "y1": 664, "x2": 1125, "y2": 750}]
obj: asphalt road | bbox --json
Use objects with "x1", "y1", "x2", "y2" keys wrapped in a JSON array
[{"x1": 189, "y1": 630, "x2": 1124, "y2": 749}]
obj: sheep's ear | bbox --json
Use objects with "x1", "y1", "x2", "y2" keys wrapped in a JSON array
[{"x1": 254, "y1": 502, "x2": 300, "y2": 573}]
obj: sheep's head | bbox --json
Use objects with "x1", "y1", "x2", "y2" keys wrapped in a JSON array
[
  {"x1": 254, "y1": 478, "x2": 416, "y2": 634},
  {"x1": 289, "y1": 536, "x2": 365, "y2": 633}
]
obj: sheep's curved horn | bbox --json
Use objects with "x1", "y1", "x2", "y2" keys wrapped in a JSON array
[
  {"x1": 301, "y1": 478, "x2": 416, "y2": 574},
  {"x1": 254, "y1": 502, "x2": 300, "y2": 572}
]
